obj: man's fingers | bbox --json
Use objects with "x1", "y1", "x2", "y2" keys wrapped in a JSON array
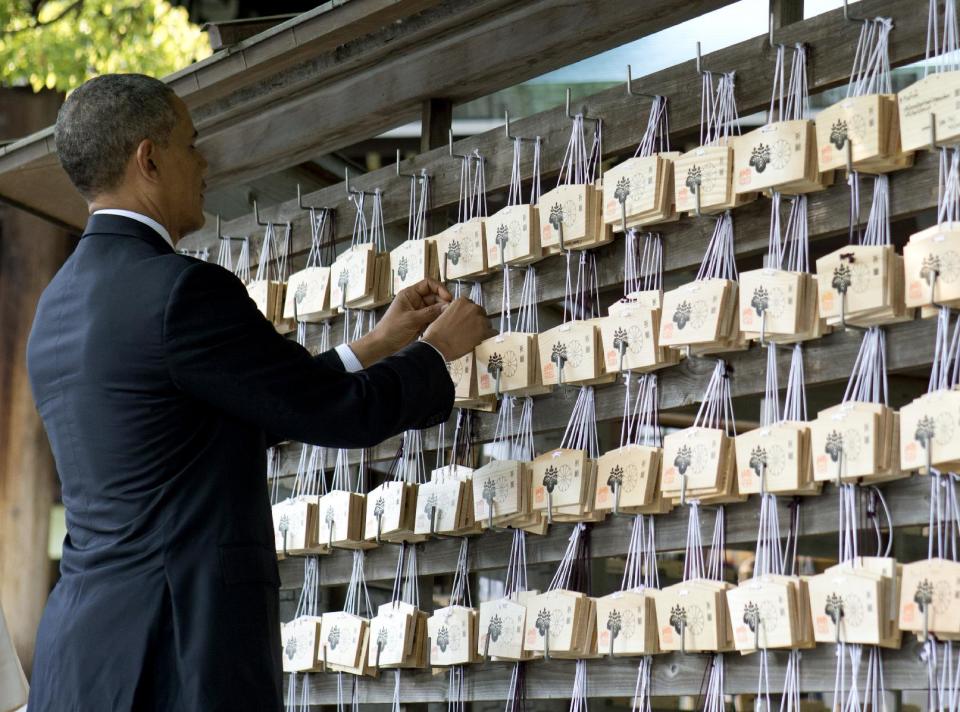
[
  {"x1": 414, "y1": 278, "x2": 453, "y2": 303},
  {"x1": 413, "y1": 302, "x2": 445, "y2": 326}
]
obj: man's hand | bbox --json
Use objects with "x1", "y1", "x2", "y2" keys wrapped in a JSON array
[
  {"x1": 422, "y1": 297, "x2": 496, "y2": 362},
  {"x1": 350, "y1": 279, "x2": 453, "y2": 367}
]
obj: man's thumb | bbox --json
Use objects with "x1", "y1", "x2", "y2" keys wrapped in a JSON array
[{"x1": 414, "y1": 302, "x2": 445, "y2": 325}]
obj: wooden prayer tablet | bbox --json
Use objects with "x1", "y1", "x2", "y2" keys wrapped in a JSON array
[
  {"x1": 368, "y1": 601, "x2": 427, "y2": 669},
  {"x1": 485, "y1": 204, "x2": 541, "y2": 266},
  {"x1": 594, "y1": 444, "x2": 661, "y2": 513},
  {"x1": 654, "y1": 580, "x2": 733, "y2": 653},
  {"x1": 726, "y1": 577, "x2": 799, "y2": 652},
  {"x1": 602, "y1": 153, "x2": 678, "y2": 230},
  {"x1": 808, "y1": 559, "x2": 900, "y2": 647},
  {"x1": 904, "y1": 224, "x2": 960, "y2": 312},
  {"x1": 319, "y1": 611, "x2": 369, "y2": 673},
  {"x1": 662, "y1": 427, "x2": 736, "y2": 503},
  {"x1": 816, "y1": 245, "x2": 910, "y2": 327},
  {"x1": 530, "y1": 449, "x2": 591, "y2": 514},
  {"x1": 815, "y1": 94, "x2": 912, "y2": 174},
  {"x1": 673, "y1": 145, "x2": 733, "y2": 214},
  {"x1": 428, "y1": 605, "x2": 479, "y2": 666},
  {"x1": 247, "y1": 279, "x2": 284, "y2": 324},
  {"x1": 594, "y1": 589, "x2": 659, "y2": 656},
  {"x1": 390, "y1": 239, "x2": 439, "y2": 294},
  {"x1": 272, "y1": 496, "x2": 322, "y2": 557},
  {"x1": 283, "y1": 266, "x2": 335, "y2": 322},
  {"x1": 522, "y1": 589, "x2": 595, "y2": 658},
  {"x1": 475, "y1": 332, "x2": 541, "y2": 396},
  {"x1": 539, "y1": 184, "x2": 593, "y2": 249},
  {"x1": 810, "y1": 403, "x2": 894, "y2": 482},
  {"x1": 329, "y1": 244, "x2": 375, "y2": 308},
  {"x1": 537, "y1": 321, "x2": 602, "y2": 386},
  {"x1": 596, "y1": 308, "x2": 665, "y2": 373},
  {"x1": 659, "y1": 278, "x2": 739, "y2": 350},
  {"x1": 363, "y1": 481, "x2": 416, "y2": 543},
  {"x1": 900, "y1": 389, "x2": 960, "y2": 473},
  {"x1": 317, "y1": 490, "x2": 372, "y2": 550},
  {"x1": 281, "y1": 615, "x2": 323, "y2": 672},
  {"x1": 735, "y1": 422, "x2": 817, "y2": 496},
  {"x1": 899, "y1": 558, "x2": 960, "y2": 638},
  {"x1": 477, "y1": 597, "x2": 532, "y2": 661},
  {"x1": 471, "y1": 459, "x2": 529, "y2": 528},
  {"x1": 733, "y1": 120, "x2": 827, "y2": 195},
  {"x1": 898, "y1": 72, "x2": 960, "y2": 152},
  {"x1": 433, "y1": 219, "x2": 488, "y2": 281}
]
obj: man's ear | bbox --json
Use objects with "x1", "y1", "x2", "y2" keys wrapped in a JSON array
[{"x1": 134, "y1": 139, "x2": 160, "y2": 183}]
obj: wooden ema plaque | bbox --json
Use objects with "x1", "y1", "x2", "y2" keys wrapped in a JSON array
[
  {"x1": 673, "y1": 144, "x2": 738, "y2": 214},
  {"x1": 530, "y1": 449, "x2": 592, "y2": 519},
  {"x1": 330, "y1": 244, "x2": 376, "y2": 308},
  {"x1": 537, "y1": 321, "x2": 601, "y2": 386},
  {"x1": 904, "y1": 224, "x2": 960, "y2": 312},
  {"x1": 485, "y1": 204, "x2": 541, "y2": 266},
  {"x1": 815, "y1": 94, "x2": 911, "y2": 174},
  {"x1": 367, "y1": 601, "x2": 427, "y2": 669},
  {"x1": 899, "y1": 558, "x2": 960, "y2": 639},
  {"x1": 662, "y1": 427, "x2": 735, "y2": 502},
  {"x1": 522, "y1": 589, "x2": 597, "y2": 658},
  {"x1": 596, "y1": 308, "x2": 661, "y2": 373},
  {"x1": 739, "y1": 269, "x2": 805, "y2": 338},
  {"x1": 428, "y1": 605, "x2": 479, "y2": 666},
  {"x1": 810, "y1": 403, "x2": 892, "y2": 483},
  {"x1": 477, "y1": 596, "x2": 532, "y2": 661},
  {"x1": 815, "y1": 245, "x2": 910, "y2": 327},
  {"x1": 390, "y1": 239, "x2": 439, "y2": 293},
  {"x1": 594, "y1": 444, "x2": 661, "y2": 512},
  {"x1": 726, "y1": 576, "x2": 808, "y2": 652},
  {"x1": 539, "y1": 184, "x2": 591, "y2": 249},
  {"x1": 247, "y1": 279, "x2": 284, "y2": 324},
  {"x1": 734, "y1": 422, "x2": 817, "y2": 496},
  {"x1": 659, "y1": 279, "x2": 737, "y2": 348},
  {"x1": 272, "y1": 496, "x2": 321, "y2": 557},
  {"x1": 475, "y1": 332, "x2": 541, "y2": 397},
  {"x1": 594, "y1": 589, "x2": 659, "y2": 656},
  {"x1": 317, "y1": 490, "x2": 371, "y2": 550},
  {"x1": 363, "y1": 481, "x2": 415, "y2": 543},
  {"x1": 281, "y1": 615, "x2": 323, "y2": 672},
  {"x1": 733, "y1": 120, "x2": 827, "y2": 195},
  {"x1": 319, "y1": 611, "x2": 375, "y2": 675},
  {"x1": 283, "y1": 266, "x2": 334, "y2": 322},
  {"x1": 602, "y1": 153, "x2": 678, "y2": 230},
  {"x1": 898, "y1": 72, "x2": 960, "y2": 152},
  {"x1": 654, "y1": 580, "x2": 734, "y2": 653},
  {"x1": 807, "y1": 558, "x2": 900, "y2": 647},
  {"x1": 899, "y1": 389, "x2": 960, "y2": 473},
  {"x1": 471, "y1": 459, "x2": 527, "y2": 527},
  {"x1": 434, "y1": 219, "x2": 488, "y2": 281}
]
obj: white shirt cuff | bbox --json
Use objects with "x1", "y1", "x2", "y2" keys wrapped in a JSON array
[
  {"x1": 419, "y1": 339, "x2": 448, "y2": 364},
  {"x1": 334, "y1": 343, "x2": 364, "y2": 373}
]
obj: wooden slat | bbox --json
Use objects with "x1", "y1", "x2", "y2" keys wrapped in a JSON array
[
  {"x1": 179, "y1": 0, "x2": 930, "y2": 255},
  {"x1": 299, "y1": 645, "x2": 929, "y2": 702}
]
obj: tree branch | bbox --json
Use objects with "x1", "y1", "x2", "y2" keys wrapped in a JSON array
[{"x1": 5, "y1": 0, "x2": 84, "y2": 35}]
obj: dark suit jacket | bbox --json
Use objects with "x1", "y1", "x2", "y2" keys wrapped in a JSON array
[{"x1": 25, "y1": 213, "x2": 453, "y2": 711}]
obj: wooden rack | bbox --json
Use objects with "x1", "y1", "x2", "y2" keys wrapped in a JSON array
[{"x1": 180, "y1": 0, "x2": 942, "y2": 704}]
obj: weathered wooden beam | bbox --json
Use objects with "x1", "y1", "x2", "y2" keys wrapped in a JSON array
[
  {"x1": 180, "y1": 0, "x2": 930, "y2": 255},
  {"x1": 202, "y1": 14, "x2": 299, "y2": 52}
]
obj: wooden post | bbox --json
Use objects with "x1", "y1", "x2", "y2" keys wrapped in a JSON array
[
  {"x1": 770, "y1": 0, "x2": 804, "y2": 29},
  {"x1": 420, "y1": 98, "x2": 453, "y2": 154},
  {"x1": 0, "y1": 87, "x2": 76, "y2": 676}
]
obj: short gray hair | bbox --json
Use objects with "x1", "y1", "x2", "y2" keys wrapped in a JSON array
[{"x1": 55, "y1": 74, "x2": 178, "y2": 200}]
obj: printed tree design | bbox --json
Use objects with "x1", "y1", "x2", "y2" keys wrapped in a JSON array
[
  {"x1": 922, "y1": 254, "x2": 942, "y2": 285},
  {"x1": 327, "y1": 625, "x2": 341, "y2": 650},
  {"x1": 397, "y1": 256, "x2": 409, "y2": 281},
  {"x1": 607, "y1": 464, "x2": 624, "y2": 492},
  {"x1": 424, "y1": 492, "x2": 439, "y2": 519},
  {"x1": 824, "y1": 593, "x2": 845, "y2": 626},
  {"x1": 914, "y1": 580, "x2": 935, "y2": 612},
  {"x1": 436, "y1": 626, "x2": 451, "y2": 652},
  {"x1": 482, "y1": 478, "x2": 497, "y2": 508},
  {"x1": 373, "y1": 497, "x2": 386, "y2": 520},
  {"x1": 285, "y1": 634, "x2": 298, "y2": 661},
  {"x1": 685, "y1": 166, "x2": 702, "y2": 194},
  {"x1": 489, "y1": 614, "x2": 504, "y2": 642},
  {"x1": 294, "y1": 281, "x2": 308, "y2": 305},
  {"x1": 743, "y1": 601, "x2": 761, "y2": 633},
  {"x1": 535, "y1": 609, "x2": 552, "y2": 637},
  {"x1": 830, "y1": 120, "x2": 849, "y2": 151},
  {"x1": 825, "y1": 431, "x2": 844, "y2": 463},
  {"x1": 606, "y1": 609, "x2": 623, "y2": 640},
  {"x1": 612, "y1": 327, "x2": 629, "y2": 352},
  {"x1": 751, "y1": 286, "x2": 769, "y2": 317},
  {"x1": 337, "y1": 269, "x2": 350, "y2": 292},
  {"x1": 549, "y1": 203, "x2": 564, "y2": 232},
  {"x1": 675, "y1": 445, "x2": 693, "y2": 475},
  {"x1": 377, "y1": 627, "x2": 389, "y2": 651},
  {"x1": 673, "y1": 301, "x2": 692, "y2": 330},
  {"x1": 487, "y1": 352, "x2": 504, "y2": 376},
  {"x1": 324, "y1": 507, "x2": 335, "y2": 537},
  {"x1": 496, "y1": 224, "x2": 510, "y2": 253},
  {"x1": 749, "y1": 446, "x2": 768, "y2": 478},
  {"x1": 749, "y1": 144, "x2": 772, "y2": 173},
  {"x1": 278, "y1": 514, "x2": 290, "y2": 539},
  {"x1": 447, "y1": 240, "x2": 462, "y2": 265},
  {"x1": 669, "y1": 605, "x2": 687, "y2": 635},
  {"x1": 915, "y1": 416, "x2": 936, "y2": 448},
  {"x1": 542, "y1": 465, "x2": 560, "y2": 493},
  {"x1": 551, "y1": 342, "x2": 569, "y2": 368},
  {"x1": 832, "y1": 264, "x2": 852, "y2": 294},
  {"x1": 614, "y1": 177, "x2": 631, "y2": 205}
]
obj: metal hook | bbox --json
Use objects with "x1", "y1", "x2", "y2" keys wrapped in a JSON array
[
  {"x1": 546, "y1": 489, "x2": 554, "y2": 525},
  {"x1": 493, "y1": 366, "x2": 503, "y2": 400},
  {"x1": 617, "y1": 339, "x2": 629, "y2": 374},
  {"x1": 611, "y1": 479, "x2": 623, "y2": 516},
  {"x1": 608, "y1": 626, "x2": 618, "y2": 659},
  {"x1": 552, "y1": 352, "x2": 566, "y2": 388},
  {"x1": 928, "y1": 112, "x2": 954, "y2": 154},
  {"x1": 504, "y1": 110, "x2": 539, "y2": 143},
  {"x1": 375, "y1": 636, "x2": 385, "y2": 668},
  {"x1": 429, "y1": 504, "x2": 459, "y2": 540},
  {"x1": 927, "y1": 268, "x2": 954, "y2": 311},
  {"x1": 767, "y1": 13, "x2": 804, "y2": 51},
  {"x1": 296, "y1": 184, "x2": 334, "y2": 213},
  {"x1": 449, "y1": 129, "x2": 471, "y2": 160},
  {"x1": 680, "y1": 618, "x2": 687, "y2": 655},
  {"x1": 842, "y1": 0, "x2": 872, "y2": 25},
  {"x1": 345, "y1": 167, "x2": 375, "y2": 199},
  {"x1": 543, "y1": 622, "x2": 551, "y2": 662},
  {"x1": 216, "y1": 214, "x2": 248, "y2": 245},
  {"x1": 483, "y1": 625, "x2": 492, "y2": 661},
  {"x1": 759, "y1": 309, "x2": 768, "y2": 348},
  {"x1": 680, "y1": 472, "x2": 688, "y2": 507},
  {"x1": 557, "y1": 220, "x2": 568, "y2": 252},
  {"x1": 253, "y1": 199, "x2": 289, "y2": 230},
  {"x1": 395, "y1": 148, "x2": 427, "y2": 181},
  {"x1": 837, "y1": 287, "x2": 868, "y2": 333},
  {"x1": 626, "y1": 65, "x2": 662, "y2": 101},
  {"x1": 565, "y1": 88, "x2": 600, "y2": 125},
  {"x1": 483, "y1": 491, "x2": 511, "y2": 533},
  {"x1": 322, "y1": 643, "x2": 328, "y2": 673},
  {"x1": 695, "y1": 41, "x2": 716, "y2": 77}
]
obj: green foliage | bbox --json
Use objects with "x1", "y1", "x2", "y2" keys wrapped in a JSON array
[{"x1": 0, "y1": 0, "x2": 212, "y2": 92}]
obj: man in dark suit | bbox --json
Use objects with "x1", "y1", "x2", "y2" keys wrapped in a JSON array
[{"x1": 25, "y1": 73, "x2": 493, "y2": 711}]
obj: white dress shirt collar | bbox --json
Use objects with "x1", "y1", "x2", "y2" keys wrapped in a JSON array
[{"x1": 92, "y1": 209, "x2": 174, "y2": 250}]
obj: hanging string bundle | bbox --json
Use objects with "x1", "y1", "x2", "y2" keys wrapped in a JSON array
[
  {"x1": 539, "y1": 104, "x2": 607, "y2": 251},
  {"x1": 603, "y1": 93, "x2": 675, "y2": 232},
  {"x1": 331, "y1": 184, "x2": 391, "y2": 311},
  {"x1": 271, "y1": 437, "x2": 327, "y2": 557},
  {"x1": 285, "y1": 205, "x2": 338, "y2": 322},
  {"x1": 487, "y1": 129, "x2": 543, "y2": 266},
  {"x1": 436, "y1": 149, "x2": 490, "y2": 281},
  {"x1": 391, "y1": 166, "x2": 437, "y2": 292},
  {"x1": 318, "y1": 550, "x2": 375, "y2": 677}
]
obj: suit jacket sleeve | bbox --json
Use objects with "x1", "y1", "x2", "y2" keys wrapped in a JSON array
[{"x1": 163, "y1": 261, "x2": 454, "y2": 448}]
